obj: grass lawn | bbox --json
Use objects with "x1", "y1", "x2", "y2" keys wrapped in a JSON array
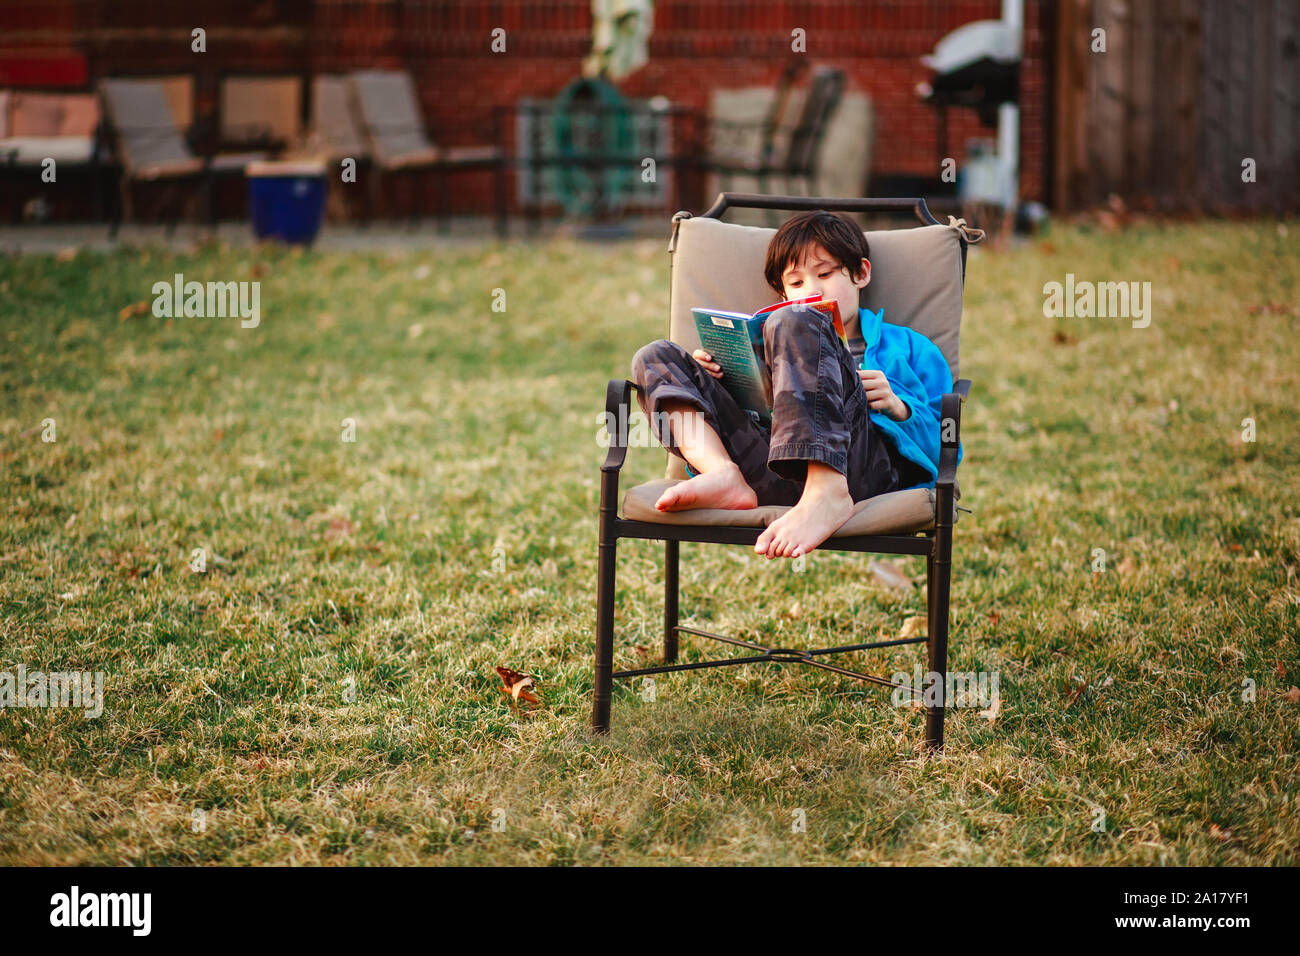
[{"x1": 1, "y1": 220, "x2": 1297, "y2": 865}]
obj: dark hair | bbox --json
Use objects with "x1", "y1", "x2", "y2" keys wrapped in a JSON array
[{"x1": 763, "y1": 210, "x2": 870, "y2": 295}]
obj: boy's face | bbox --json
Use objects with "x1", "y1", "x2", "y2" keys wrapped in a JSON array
[{"x1": 779, "y1": 242, "x2": 871, "y2": 326}]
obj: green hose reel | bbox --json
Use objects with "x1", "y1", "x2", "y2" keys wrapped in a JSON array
[{"x1": 550, "y1": 77, "x2": 636, "y2": 218}]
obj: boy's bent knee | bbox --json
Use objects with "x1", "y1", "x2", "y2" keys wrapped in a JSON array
[
  {"x1": 631, "y1": 339, "x2": 690, "y2": 380},
  {"x1": 763, "y1": 304, "x2": 828, "y2": 342}
]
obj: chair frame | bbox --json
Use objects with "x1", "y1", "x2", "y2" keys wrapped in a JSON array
[{"x1": 592, "y1": 193, "x2": 972, "y2": 751}]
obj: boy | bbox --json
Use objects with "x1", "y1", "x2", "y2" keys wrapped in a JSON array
[{"x1": 630, "y1": 210, "x2": 959, "y2": 560}]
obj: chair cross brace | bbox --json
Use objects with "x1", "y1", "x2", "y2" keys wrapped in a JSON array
[{"x1": 613, "y1": 624, "x2": 927, "y2": 694}]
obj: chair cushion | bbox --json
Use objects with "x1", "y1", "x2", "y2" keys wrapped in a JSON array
[
  {"x1": 100, "y1": 79, "x2": 195, "y2": 175},
  {"x1": 311, "y1": 75, "x2": 367, "y2": 160},
  {"x1": 350, "y1": 70, "x2": 435, "y2": 165},
  {"x1": 0, "y1": 136, "x2": 95, "y2": 164},
  {"x1": 9, "y1": 92, "x2": 64, "y2": 137},
  {"x1": 622, "y1": 478, "x2": 959, "y2": 536}
]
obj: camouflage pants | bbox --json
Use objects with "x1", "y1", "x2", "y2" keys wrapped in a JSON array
[{"x1": 630, "y1": 304, "x2": 909, "y2": 507}]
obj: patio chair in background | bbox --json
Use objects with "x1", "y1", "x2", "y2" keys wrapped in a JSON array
[
  {"x1": 703, "y1": 66, "x2": 846, "y2": 201},
  {"x1": 102, "y1": 75, "x2": 194, "y2": 134},
  {"x1": 99, "y1": 77, "x2": 207, "y2": 235},
  {"x1": 311, "y1": 74, "x2": 367, "y2": 162},
  {"x1": 593, "y1": 193, "x2": 980, "y2": 751},
  {"x1": 349, "y1": 68, "x2": 507, "y2": 236},
  {"x1": 0, "y1": 89, "x2": 107, "y2": 221},
  {"x1": 310, "y1": 74, "x2": 369, "y2": 220}
]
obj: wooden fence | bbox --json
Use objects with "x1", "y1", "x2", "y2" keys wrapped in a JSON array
[{"x1": 1053, "y1": 0, "x2": 1298, "y2": 212}]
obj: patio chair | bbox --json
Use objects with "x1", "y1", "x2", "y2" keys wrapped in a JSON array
[
  {"x1": 99, "y1": 78, "x2": 207, "y2": 235},
  {"x1": 704, "y1": 66, "x2": 845, "y2": 201},
  {"x1": 593, "y1": 193, "x2": 979, "y2": 751},
  {"x1": 348, "y1": 69, "x2": 507, "y2": 236},
  {"x1": 0, "y1": 88, "x2": 108, "y2": 221},
  {"x1": 309, "y1": 75, "x2": 370, "y2": 220},
  {"x1": 311, "y1": 75, "x2": 367, "y2": 163}
]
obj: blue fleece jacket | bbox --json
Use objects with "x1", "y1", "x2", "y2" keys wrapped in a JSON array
[{"x1": 856, "y1": 306, "x2": 961, "y2": 488}]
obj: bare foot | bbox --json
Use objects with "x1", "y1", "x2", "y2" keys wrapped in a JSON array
[
  {"x1": 754, "y1": 480, "x2": 854, "y2": 559},
  {"x1": 655, "y1": 463, "x2": 758, "y2": 512}
]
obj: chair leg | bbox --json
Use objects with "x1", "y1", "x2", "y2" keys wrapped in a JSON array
[
  {"x1": 433, "y1": 166, "x2": 449, "y2": 235},
  {"x1": 369, "y1": 166, "x2": 383, "y2": 224},
  {"x1": 664, "y1": 539, "x2": 679, "y2": 663},
  {"x1": 492, "y1": 160, "x2": 507, "y2": 239},
  {"x1": 926, "y1": 525, "x2": 953, "y2": 752},
  {"x1": 592, "y1": 469, "x2": 619, "y2": 734}
]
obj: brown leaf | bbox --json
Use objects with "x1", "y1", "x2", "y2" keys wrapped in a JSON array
[
  {"x1": 1208, "y1": 824, "x2": 1232, "y2": 842},
  {"x1": 1051, "y1": 330, "x2": 1078, "y2": 346},
  {"x1": 1283, "y1": 686, "x2": 1300, "y2": 704},
  {"x1": 899, "y1": 615, "x2": 926, "y2": 640},
  {"x1": 118, "y1": 300, "x2": 148, "y2": 321},
  {"x1": 495, "y1": 666, "x2": 541, "y2": 712},
  {"x1": 868, "y1": 559, "x2": 913, "y2": 592},
  {"x1": 1063, "y1": 678, "x2": 1089, "y2": 709},
  {"x1": 1275, "y1": 662, "x2": 1287, "y2": 679},
  {"x1": 323, "y1": 517, "x2": 357, "y2": 540}
]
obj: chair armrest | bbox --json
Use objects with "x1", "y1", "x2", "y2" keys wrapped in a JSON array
[
  {"x1": 936, "y1": 389, "x2": 965, "y2": 489},
  {"x1": 600, "y1": 378, "x2": 641, "y2": 474},
  {"x1": 953, "y1": 378, "x2": 972, "y2": 402}
]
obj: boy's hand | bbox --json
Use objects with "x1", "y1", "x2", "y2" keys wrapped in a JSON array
[
  {"x1": 858, "y1": 369, "x2": 909, "y2": 421},
  {"x1": 692, "y1": 348, "x2": 724, "y2": 379}
]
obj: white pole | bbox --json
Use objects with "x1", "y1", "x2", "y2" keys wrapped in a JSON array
[{"x1": 999, "y1": 0, "x2": 1023, "y2": 210}]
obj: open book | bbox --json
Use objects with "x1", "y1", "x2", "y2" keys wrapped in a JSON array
[{"x1": 690, "y1": 296, "x2": 847, "y2": 425}]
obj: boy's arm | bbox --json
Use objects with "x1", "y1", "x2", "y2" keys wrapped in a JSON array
[{"x1": 885, "y1": 332, "x2": 958, "y2": 475}]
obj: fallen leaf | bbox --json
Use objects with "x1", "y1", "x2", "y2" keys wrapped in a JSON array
[
  {"x1": 1275, "y1": 662, "x2": 1287, "y2": 679},
  {"x1": 868, "y1": 559, "x2": 913, "y2": 592},
  {"x1": 899, "y1": 615, "x2": 926, "y2": 640},
  {"x1": 1208, "y1": 824, "x2": 1232, "y2": 842},
  {"x1": 495, "y1": 666, "x2": 541, "y2": 713},
  {"x1": 323, "y1": 517, "x2": 357, "y2": 540},
  {"x1": 1063, "y1": 677, "x2": 1089, "y2": 709},
  {"x1": 118, "y1": 300, "x2": 148, "y2": 321},
  {"x1": 783, "y1": 601, "x2": 802, "y2": 620},
  {"x1": 1283, "y1": 686, "x2": 1300, "y2": 704}
]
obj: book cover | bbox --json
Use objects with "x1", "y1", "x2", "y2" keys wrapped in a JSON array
[{"x1": 689, "y1": 296, "x2": 846, "y2": 424}]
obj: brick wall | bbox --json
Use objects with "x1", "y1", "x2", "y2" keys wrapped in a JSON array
[{"x1": 1, "y1": 0, "x2": 1050, "y2": 218}]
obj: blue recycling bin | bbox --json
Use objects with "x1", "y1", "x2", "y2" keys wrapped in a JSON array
[{"x1": 246, "y1": 161, "x2": 327, "y2": 244}]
